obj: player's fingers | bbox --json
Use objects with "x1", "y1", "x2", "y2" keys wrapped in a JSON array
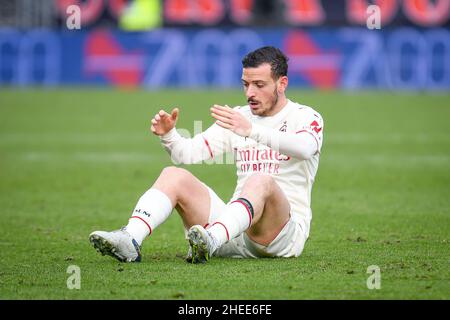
[
  {"x1": 159, "y1": 109, "x2": 169, "y2": 118},
  {"x1": 155, "y1": 114, "x2": 161, "y2": 121},
  {"x1": 224, "y1": 104, "x2": 234, "y2": 112},
  {"x1": 215, "y1": 120, "x2": 233, "y2": 129},
  {"x1": 211, "y1": 112, "x2": 233, "y2": 125},
  {"x1": 211, "y1": 106, "x2": 227, "y2": 115},
  {"x1": 171, "y1": 108, "x2": 179, "y2": 121},
  {"x1": 211, "y1": 106, "x2": 232, "y2": 118},
  {"x1": 151, "y1": 119, "x2": 157, "y2": 125},
  {"x1": 214, "y1": 104, "x2": 233, "y2": 112},
  {"x1": 150, "y1": 125, "x2": 156, "y2": 133},
  {"x1": 213, "y1": 107, "x2": 234, "y2": 118}
]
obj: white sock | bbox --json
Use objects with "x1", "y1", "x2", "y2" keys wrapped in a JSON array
[
  {"x1": 125, "y1": 188, "x2": 173, "y2": 246},
  {"x1": 207, "y1": 199, "x2": 253, "y2": 247}
]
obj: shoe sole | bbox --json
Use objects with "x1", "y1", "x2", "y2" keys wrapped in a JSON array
[
  {"x1": 188, "y1": 227, "x2": 209, "y2": 264},
  {"x1": 89, "y1": 234, "x2": 126, "y2": 262},
  {"x1": 185, "y1": 248, "x2": 193, "y2": 263}
]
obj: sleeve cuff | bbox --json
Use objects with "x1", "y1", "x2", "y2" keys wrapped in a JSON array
[{"x1": 160, "y1": 127, "x2": 179, "y2": 142}]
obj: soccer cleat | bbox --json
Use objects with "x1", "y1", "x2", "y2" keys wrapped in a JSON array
[
  {"x1": 89, "y1": 228, "x2": 141, "y2": 263},
  {"x1": 187, "y1": 225, "x2": 219, "y2": 264},
  {"x1": 185, "y1": 246, "x2": 193, "y2": 263}
]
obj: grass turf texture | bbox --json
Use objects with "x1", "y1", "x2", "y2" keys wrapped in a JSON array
[{"x1": 0, "y1": 89, "x2": 448, "y2": 300}]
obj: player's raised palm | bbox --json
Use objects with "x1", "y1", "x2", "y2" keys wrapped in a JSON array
[{"x1": 151, "y1": 108, "x2": 179, "y2": 136}]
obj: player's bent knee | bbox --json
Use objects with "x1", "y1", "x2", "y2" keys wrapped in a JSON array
[
  {"x1": 245, "y1": 173, "x2": 275, "y2": 188},
  {"x1": 242, "y1": 173, "x2": 277, "y2": 198},
  {"x1": 160, "y1": 166, "x2": 190, "y2": 179},
  {"x1": 158, "y1": 166, "x2": 196, "y2": 187}
]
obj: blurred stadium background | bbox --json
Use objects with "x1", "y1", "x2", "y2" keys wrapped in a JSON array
[
  {"x1": 0, "y1": 0, "x2": 449, "y2": 300},
  {"x1": 0, "y1": 0, "x2": 449, "y2": 89}
]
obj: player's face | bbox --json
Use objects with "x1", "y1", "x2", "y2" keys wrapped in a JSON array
[{"x1": 242, "y1": 63, "x2": 287, "y2": 116}]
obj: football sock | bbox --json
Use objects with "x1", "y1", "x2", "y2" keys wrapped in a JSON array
[
  {"x1": 125, "y1": 188, "x2": 173, "y2": 246},
  {"x1": 207, "y1": 198, "x2": 254, "y2": 246}
]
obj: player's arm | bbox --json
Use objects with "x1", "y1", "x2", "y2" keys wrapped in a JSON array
[
  {"x1": 211, "y1": 105, "x2": 322, "y2": 160},
  {"x1": 151, "y1": 108, "x2": 230, "y2": 164},
  {"x1": 249, "y1": 123, "x2": 321, "y2": 160}
]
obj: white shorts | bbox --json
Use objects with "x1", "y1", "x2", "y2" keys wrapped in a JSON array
[{"x1": 204, "y1": 184, "x2": 308, "y2": 259}]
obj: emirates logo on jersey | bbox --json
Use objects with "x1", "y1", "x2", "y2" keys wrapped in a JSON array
[
  {"x1": 279, "y1": 121, "x2": 287, "y2": 132},
  {"x1": 234, "y1": 146, "x2": 291, "y2": 174},
  {"x1": 310, "y1": 120, "x2": 322, "y2": 134}
]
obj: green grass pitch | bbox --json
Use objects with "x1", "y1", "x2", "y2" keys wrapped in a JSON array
[{"x1": 0, "y1": 88, "x2": 448, "y2": 299}]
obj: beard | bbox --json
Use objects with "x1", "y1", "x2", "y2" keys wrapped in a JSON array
[
  {"x1": 269, "y1": 88, "x2": 279, "y2": 111},
  {"x1": 257, "y1": 88, "x2": 279, "y2": 116}
]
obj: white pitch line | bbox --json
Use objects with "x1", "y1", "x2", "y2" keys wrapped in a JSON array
[
  {"x1": 0, "y1": 132, "x2": 448, "y2": 145},
  {"x1": 18, "y1": 151, "x2": 167, "y2": 163}
]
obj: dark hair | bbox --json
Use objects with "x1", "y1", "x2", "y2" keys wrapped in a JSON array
[{"x1": 242, "y1": 46, "x2": 288, "y2": 79}]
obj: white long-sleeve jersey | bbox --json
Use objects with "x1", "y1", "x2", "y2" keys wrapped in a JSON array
[{"x1": 160, "y1": 99, "x2": 324, "y2": 238}]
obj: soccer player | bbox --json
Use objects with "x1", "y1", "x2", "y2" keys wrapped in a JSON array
[{"x1": 89, "y1": 46, "x2": 324, "y2": 263}]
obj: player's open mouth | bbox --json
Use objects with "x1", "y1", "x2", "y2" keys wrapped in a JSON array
[{"x1": 249, "y1": 101, "x2": 260, "y2": 108}]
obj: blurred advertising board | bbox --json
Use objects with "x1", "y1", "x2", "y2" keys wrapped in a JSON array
[{"x1": 0, "y1": 27, "x2": 448, "y2": 90}]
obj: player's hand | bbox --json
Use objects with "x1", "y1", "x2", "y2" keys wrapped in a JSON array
[
  {"x1": 150, "y1": 108, "x2": 179, "y2": 136},
  {"x1": 211, "y1": 104, "x2": 252, "y2": 137}
]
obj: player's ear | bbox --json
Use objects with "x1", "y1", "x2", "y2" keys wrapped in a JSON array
[{"x1": 277, "y1": 76, "x2": 288, "y2": 94}]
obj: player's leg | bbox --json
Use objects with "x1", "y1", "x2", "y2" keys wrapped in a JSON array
[
  {"x1": 188, "y1": 173, "x2": 290, "y2": 262},
  {"x1": 237, "y1": 173, "x2": 291, "y2": 246},
  {"x1": 132, "y1": 167, "x2": 210, "y2": 231},
  {"x1": 89, "y1": 166, "x2": 212, "y2": 262}
]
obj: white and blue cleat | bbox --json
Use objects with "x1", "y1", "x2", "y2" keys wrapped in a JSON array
[{"x1": 89, "y1": 228, "x2": 141, "y2": 263}]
